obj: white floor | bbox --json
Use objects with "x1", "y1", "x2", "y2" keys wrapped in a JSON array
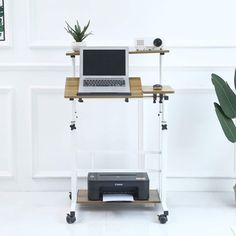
[{"x1": 0, "y1": 192, "x2": 235, "y2": 236}]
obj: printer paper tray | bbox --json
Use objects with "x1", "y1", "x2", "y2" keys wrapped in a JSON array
[{"x1": 77, "y1": 190, "x2": 161, "y2": 204}]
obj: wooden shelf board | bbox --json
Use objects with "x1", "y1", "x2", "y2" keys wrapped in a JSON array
[
  {"x1": 129, "y1": 49, "x2": 169, "y2": 54},
  {"x1": 66, "y1": 49, "x2": 169, "y2": 57},
  {"x1": 66, "y1": 51, "x2": 80, "y2": 56},
  {"x1": 77, "y1": 189, "x2": 161, "y2": 204},
  {"x1": 64, "y1": 77, "x2": 174, "y2": 99},
  {"x1": 142, "y1": 85, "x2": 175, "y2": 94}
]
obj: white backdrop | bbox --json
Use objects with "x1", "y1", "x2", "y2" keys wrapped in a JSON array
[{"x1": 0, "y1": 0, "x2": 236, "y2": 191}]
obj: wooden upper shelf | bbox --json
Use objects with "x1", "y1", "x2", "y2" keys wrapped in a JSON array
[
  {"x1": 66, "y1": 49, "x2": 170, "y2": 57},
  {"x1": 64, "y1": 77, "x2": 174, "y2": 99}
]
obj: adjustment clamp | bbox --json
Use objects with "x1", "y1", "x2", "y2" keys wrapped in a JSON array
[
  {"x1": 153, "y1": 94, "x2": 157, "y2": 103},
  {"x1": 159, "y1": 94, "x2": 169, "y2": 103},
  {"x1": 162, "y1": 124, "x2": 168, "y2": 130},
  {"x1": 70, "y1": 121, "x2": 76, "y2": 130}
]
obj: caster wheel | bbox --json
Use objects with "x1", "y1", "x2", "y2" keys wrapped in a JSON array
[
  {"x1": 69, "y1": 192, "x2": 72, "y2": 200},
  {"x1": 159, "y1": 214, "x2": 168, "y2": 224},
  {"x1": 66, "y1": 212, "x2": 76, "y2": 224}
]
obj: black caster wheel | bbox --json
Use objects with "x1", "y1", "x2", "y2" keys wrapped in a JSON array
[
  {"x1": 159, "y1": 214, "x2": 168, "y2": 224},
  {"x1": 66, "y1": 212, "x2": 76, "y2": 224},
  {"x1": 69, "y1": 192, "x2": 72, "y2": 200}
]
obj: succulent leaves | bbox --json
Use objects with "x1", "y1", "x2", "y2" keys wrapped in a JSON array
[{"x1": 65, "y1": 20, "x2": 92, "y2": 42}]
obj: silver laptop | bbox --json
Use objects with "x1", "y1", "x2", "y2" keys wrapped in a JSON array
[{"x1": 78, "y1": 47, "x2": 130, "y2": 95}]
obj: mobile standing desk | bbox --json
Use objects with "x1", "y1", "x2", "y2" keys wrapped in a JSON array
[{"x1": 64, "y1": 49, "x2": 174, "y2": 224}]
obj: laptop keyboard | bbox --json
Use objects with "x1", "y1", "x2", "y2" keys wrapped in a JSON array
[{"x1": 83, "y1": 79, "x2": 125, "y2": 87}]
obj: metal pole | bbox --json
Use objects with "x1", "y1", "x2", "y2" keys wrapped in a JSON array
[
  {"x1": 70, "y1": 56, "x2": 78, "y2": 213},
  {"x1": 158, "y1": 53, "x2": 168, "y2": 216},
  {"x1": 159, "y1": 53, "x2": 162, "y2": 84},
  {"x1": 159, "y1": 97, "x2": 168, "y2": 214},
  {"x1": 72, "y1": 56, "x2": 76, "y2": 77},
  {"x1": 138, "y1": 98, "x2": 144, "y2": 169},
  {"x1": 70, "y1": 100, "x2": 78, "y2": 213}
]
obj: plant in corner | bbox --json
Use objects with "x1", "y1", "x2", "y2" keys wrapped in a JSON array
[
  {"x1": 65, "y1": 20, "x2": 92, "y2": 51},
  {"x1": 0, "y1": 6, "x2": 4, "y2": 37},
  {"x1": 211, "y1": 71, "x2": 236, "y2": 197}
]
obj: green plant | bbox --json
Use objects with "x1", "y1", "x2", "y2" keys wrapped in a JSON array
[
  {"x1": 0, "y1": 18, "x2": 3, "y2": 33},
  {"x1": 0, "y1": 6, "x2": 4, "y2": 18},
  {"x1": 211, "y1": 72, "x2": 236, "y2": 142},
  {"x1": 0, "y1": 6, "x2": 4, "y2": 34},
  {"x1": 64, "y1": 20, "x2": 92, "y2": 42}
]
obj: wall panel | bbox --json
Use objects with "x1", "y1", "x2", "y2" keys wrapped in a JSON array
[
  {"x1": 30, "y1": 87, "x2": 71, "y2": 178},
  {"x1": 0, "y1": 88, "x2": 14, "y2": 178},
  {"x1": 167, "y1": 89, "x2": 235, "y2": 178},
  {"x1": 30, "y1": 87, "x2": 139, "y2": 178}
]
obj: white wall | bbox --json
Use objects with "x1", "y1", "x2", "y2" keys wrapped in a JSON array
[{"x1": 0, "y1": 0, "x2": 236, "y2": 191}]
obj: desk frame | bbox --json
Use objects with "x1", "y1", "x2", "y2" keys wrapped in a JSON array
[{"x1": 65, "y1": 49, "x2": 174, "y2": 224}]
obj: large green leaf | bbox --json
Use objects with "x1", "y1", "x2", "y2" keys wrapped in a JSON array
[
  {"x1": 211, "y1": 73, "x2": 236, "y2": 119},
  {"x1": 214, "y1": 102, "x2": 236, "y2": 143},
  {"x1": 0, "y1": 6, "x2": 4, "y2": 17},
  {"x1": 234, "y1": 68, "x2": 236, "y2": 90}
]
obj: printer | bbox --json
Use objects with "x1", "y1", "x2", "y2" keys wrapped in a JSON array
[{"x1": 87, "y1": 172, "x2": 149, "y2": 201}]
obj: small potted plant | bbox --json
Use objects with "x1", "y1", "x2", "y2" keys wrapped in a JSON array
[{"x1": 65, "y1": 20, "x2": 92, "y2": 51}]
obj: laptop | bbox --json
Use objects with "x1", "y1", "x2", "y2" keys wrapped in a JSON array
[{"x1": 78, "y1": 47, "x2": 131, "y2": 95}]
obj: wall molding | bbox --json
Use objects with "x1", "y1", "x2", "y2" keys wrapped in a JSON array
[
  {"x1": 28, "y1": 40, "x2": 236, "y2": 49},
  {"x1": 0, "y1": 64, "x2": 235, "y2": 71},
  {"x1": 0, "y1": 88, "x2": 14, "y2": 178},
  {"x1": 29, "y1": 88, "x2": 140, "y2": 179},
  {"x1": 167, "y1": 88, "x2": 236, "y2": 180},
  {"x1": 167, "y1": 43, "x2": 236, "y2": 49},
  {"x1": 0, "y1": 171, "x2": 13, "y2": 178},
  {"x1": 0, "y1": 63, "x2": 71, "y2": 71},
  {"x1": 28, "y1": 39, "x2": 236, "y2": 50},
  {"x1": 30, "y1": 87, "x2": 64, "y2": 179},
  {"x1": 168, "y1": 174, "x2": 236, "y2": 180},
  {"x1": 29, "y1": 42, "x2": 236, "y2": 49},
  {"x1": 32, "y1": 170, "x2": 236, "y2": 180}
]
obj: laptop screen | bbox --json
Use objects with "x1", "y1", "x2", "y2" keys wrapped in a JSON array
[{"x1": 82, "y1": 49, "x2": 126, "y2": 76}]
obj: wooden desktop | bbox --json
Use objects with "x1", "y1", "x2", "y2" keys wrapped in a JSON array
[{"x1": 64, "y1": 77, "x2": 174, "y2": 99}]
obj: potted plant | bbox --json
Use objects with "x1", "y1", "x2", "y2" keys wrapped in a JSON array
[
  {"x1": 65, "y1": 20, "x2": 92, "y2": 51},
  {"x1": 211, "y1": 72, "x2": 236, "y2": 198}
]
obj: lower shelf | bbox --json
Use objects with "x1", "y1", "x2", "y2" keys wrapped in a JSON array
[{"x1": 77, "y1": 190, "x2": 161, "y2": 204}]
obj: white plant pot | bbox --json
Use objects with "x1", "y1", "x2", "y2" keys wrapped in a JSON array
[{"x1": 71, "y1": 41, "x2": 86, "y2": 51}]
